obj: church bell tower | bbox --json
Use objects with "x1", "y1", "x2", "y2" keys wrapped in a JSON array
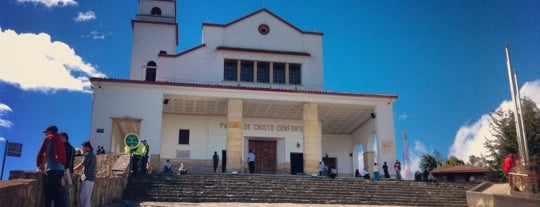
[{"x1": 130, "y1": 0, "x2": 178, "y2": 81}]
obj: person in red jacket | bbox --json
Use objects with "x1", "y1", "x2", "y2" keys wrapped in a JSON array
[
  {"x1": 503, "y1": 153, "x2": 516, "y2": 188},
  {"x1": 36, "y1": 125, "x2": 67, "y2": 207},
  {"x1": 503, "y1": 154, "x2": 515, "y2": 173}
]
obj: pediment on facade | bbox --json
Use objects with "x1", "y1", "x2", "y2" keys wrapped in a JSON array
[
  {"x1": 202, "y1": 8, "x2": 323, "y2": 52},
  {"x1": 202, "y1": 8, "x2": 323, "y2": 36}
]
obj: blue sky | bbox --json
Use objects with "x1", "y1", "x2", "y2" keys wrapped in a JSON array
[{"x1": 1, "y1": 0, "x2": 539, "y2": 180}]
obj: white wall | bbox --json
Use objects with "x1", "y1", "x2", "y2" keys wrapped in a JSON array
[
  {"x1": 160, "y1": 114, "x2": 305, "y2": 164},
  {"x1": 130, "y1": 22, "x2": 176, "y2": 80},
  {"x1": 162, "y1": 113, "x2": 309, "y2": 169},
  {"x1": 158, "y1": 10, "x2": 323, "y2": 90},
  {"x1": 89, "y1": 84, "x2": 164, "y2": 155},
  {"x1": 322, "y1": 134, "x2": 354, "y2": 175},
  {"x1": 161, "y1": 114, "x2": 227, "y2": 159}
]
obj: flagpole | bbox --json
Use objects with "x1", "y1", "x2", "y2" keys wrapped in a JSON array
[
  {"x1": 505, "y1": 44, "x2": 525, "y2": 163},
  {"x1": 513, "y1": 71, "x2": 529, "y2": 162}
]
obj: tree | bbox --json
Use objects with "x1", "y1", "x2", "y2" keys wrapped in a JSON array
[
  {"x1": 484, "y1": 98, "x2": 540, "y2": 182},
  {"x1": 467, "y1": 155, "x2": 488, "y2": 167},
  {"x1": 443, "y1": 156, "x2": 465, "y2": 167},
  {"x1": 419, "y1": 150, "x2": 442, "y2": 170}
]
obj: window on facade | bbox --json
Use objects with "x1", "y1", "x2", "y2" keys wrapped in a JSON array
[
  {"x1": 147, "y1": 61, "x2": 157, "y2": 67},
  {"x1": 288, "y1": 63, "x2": 301, "y2": 85},
  {"x1": 178, "y1": 129, "x2": 190, "y2": 145},
  {"x1": 151, "y1": 7, "x2": 162, "y2": 16},
  {"x1": 224, "y1": 60, "x2": 238, "y2": 81},
  {"x1": 257, "y1": 62, "x2": 270, "y2": 83},
  {"x1": 145, "y1": 68, "x2": 157, "y2": 81},
  {"x1": 240, "y1": 61, "x2": 254, "y2": 82},
  {"x1": 223, "y1": 59, "x2": 301, "y2": 85},
  {"x1": 273, "y1": 63, "x2": 286, "y2": 84},
  {"x1": 145, "y1": 61, "x2": 157, "y2": 82}
]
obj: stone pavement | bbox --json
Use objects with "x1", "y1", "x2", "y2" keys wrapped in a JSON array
[{"x1": 100, "y1": 202, "x2": 416, "y2": 207}]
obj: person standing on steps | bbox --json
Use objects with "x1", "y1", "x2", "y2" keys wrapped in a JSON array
[
  {"x1": 131, "y1": 141, "x2": 143, "y2": 175},
  {"x1": 373, "y1": 163, "x2": 380, "y2": 181},
  {"x1": 247, "y1": 150, "x2": 256, "y2": 173},
  {"x1": 36, "y1": 125, "x2": 67, "y2": 207},
  {"x1": 394, "y1": 160, "x2": 402, "y2": 180},
  {"x1": 60, "y1": 132, "x2": 75, "y2": 207},
  {"x1": 382, "y1": 161, "x2": 390, "y2": 179},
  {"x1": 503, "y1": 153, "x2": 515, "y2": 188},
  {"x1": 74, "y1": 141, "x2": 96, "y2": 207},
  {"x1": 140, "y1": 139, "x2": 150, "y2": 175},
  {"x1": 212, "y1": 151, "x2": 219, "y2": 173},
  {"x1": 319, "y1": 161, "x2": 325, "y2": 176}
]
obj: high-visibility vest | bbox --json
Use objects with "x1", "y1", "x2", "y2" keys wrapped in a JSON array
[
  {"x1": 132, "y1": 143, "x2": 144, "y2": 156},
  {"x1": 124, "y1": 146, "x2": 131, "y2": 153},
  {"x1": 141, "y1": 144, "x2": 149, "y2": 157}
]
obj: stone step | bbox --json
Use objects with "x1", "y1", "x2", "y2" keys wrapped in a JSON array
[{"x1": 122, "y1": 174, "x2": 473, "y2": 206}]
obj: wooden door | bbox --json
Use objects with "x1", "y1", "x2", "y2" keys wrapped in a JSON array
[{"x1": 248, "y1": 140, "x2": 277, "y2": 174}]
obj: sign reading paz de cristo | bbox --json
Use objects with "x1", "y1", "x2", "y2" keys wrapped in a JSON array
[{"x1": 124, "y1": 133, "x2": 140, "y2": 149}]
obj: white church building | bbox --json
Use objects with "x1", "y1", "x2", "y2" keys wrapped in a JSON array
[{"x1": 89, "y1": 0, "x2": 398, "y2": 176}]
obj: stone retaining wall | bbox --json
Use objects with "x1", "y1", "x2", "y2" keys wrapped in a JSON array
[{"x1": 0, "y1": 153, "x2": 130, "y2": 207}]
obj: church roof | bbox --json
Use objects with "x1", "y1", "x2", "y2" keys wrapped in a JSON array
[
  {"x1": 90, "y1": 77, "x2": 397, "y2": 100},
  {"x1": 202, "y1": 8, "x2": 323, "y2": 36},
  {"x1": 431, "y1": 165, "x2": 488, "y2": 175}
]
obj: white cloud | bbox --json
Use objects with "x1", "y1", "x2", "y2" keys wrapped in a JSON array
[
  {"x1": 0, "y1": 28, "x2": 106, "y2": 93},
  {"x1": 74, "y1": 11, "x2": 96, "y2": 22},
  {"x1": 398, "y1": 113, "x2": 408, "y2": 121},
  {"x1": 449, "y1": 79, "x2": 540, "y2": 161},
  {"x1": 0, "y1": 103, "x2": 13, "y2": 128},
  {"x1": 17, "y1": 0, "x2": 77, "y2": 7},
  {"x1": 0, "y1": 137, "x2": 5, "y2": 142},
  {"x1": 90, "y1": 31, "x2": 105, "y2": 40}
]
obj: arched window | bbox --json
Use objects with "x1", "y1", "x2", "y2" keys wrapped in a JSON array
[
  {"x1": 147, "y1": 61, "x2": 157, "y2": 68},
  {"x1": 151, "y1": 7, "x2": 162, "y2": 16},
  {"x1": 145, "y1": 61, "x2": 157, "y2": 82}
]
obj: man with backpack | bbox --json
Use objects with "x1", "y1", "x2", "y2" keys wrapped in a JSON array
[{"x1": 36, "y1": 125, "x2": 67, "y2": 207}]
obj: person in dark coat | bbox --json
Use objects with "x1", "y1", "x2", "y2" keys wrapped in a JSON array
[
  {"x1": 212, "y1": 151, "x2": 219, "y2": 173},
  {"x1": 382, "y1": 162, "x2": 390, "y2": 179}
]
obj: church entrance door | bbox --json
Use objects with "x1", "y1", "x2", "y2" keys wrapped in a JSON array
[{"x1": 248, "y1": 140, "x2": 277, "y2": 174}]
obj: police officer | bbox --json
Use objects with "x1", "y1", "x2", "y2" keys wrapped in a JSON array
[
  {"x1": 140, "y1": 139, "x2": 150, "y2": 175},
  {"x1": 131, "y1": 141, "x2": 144, "y2": 175}
]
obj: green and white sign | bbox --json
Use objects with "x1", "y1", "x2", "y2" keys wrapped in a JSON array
[{"x1": 124, "y1": 133, "x2": 140, "y2": 149}]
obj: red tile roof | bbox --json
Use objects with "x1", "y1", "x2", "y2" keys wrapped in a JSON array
[
  {"x1": 216, "y1": 46, "x2": 310, "y2": 56},
  {"x1": 159, "y1": 44, "x2": 206, "y2": 57},
  {"x1": 431, "y1": 165, "x2": 488, "y2": 175},
  {"x1": 90, "y1": 78, "x2": 398, "y2": 100}
]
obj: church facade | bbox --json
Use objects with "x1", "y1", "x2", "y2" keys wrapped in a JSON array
[{"x1": 89, "y1": 0, "x2": 398, "y2": 176}]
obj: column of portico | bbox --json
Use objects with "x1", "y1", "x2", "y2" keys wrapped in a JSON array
[
  {"x1": 374, "y1": 104, "x2": 397, "y2": 177},
  {"x1": 363, "y1": 151, "x2": 375, "y2": 172},
  {"x1": 226, "y1": 99, "x2": 243, "y2": 172},
  {"x1": 303, "y1": 102, "x2": 322, "y2": 174}
]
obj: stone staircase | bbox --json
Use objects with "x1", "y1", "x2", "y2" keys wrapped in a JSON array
[{"x1": 121, "y1": 174, "x2": 476, "y2": 206}]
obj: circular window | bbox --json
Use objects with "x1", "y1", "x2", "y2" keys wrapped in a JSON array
[{"x1": 258, "y1": 24, "x2": 270, "y2": 35}]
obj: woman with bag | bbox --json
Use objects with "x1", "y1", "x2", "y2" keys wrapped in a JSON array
[{"x1": 60, "y1": 132, "x2": 75, "y2": 207}]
